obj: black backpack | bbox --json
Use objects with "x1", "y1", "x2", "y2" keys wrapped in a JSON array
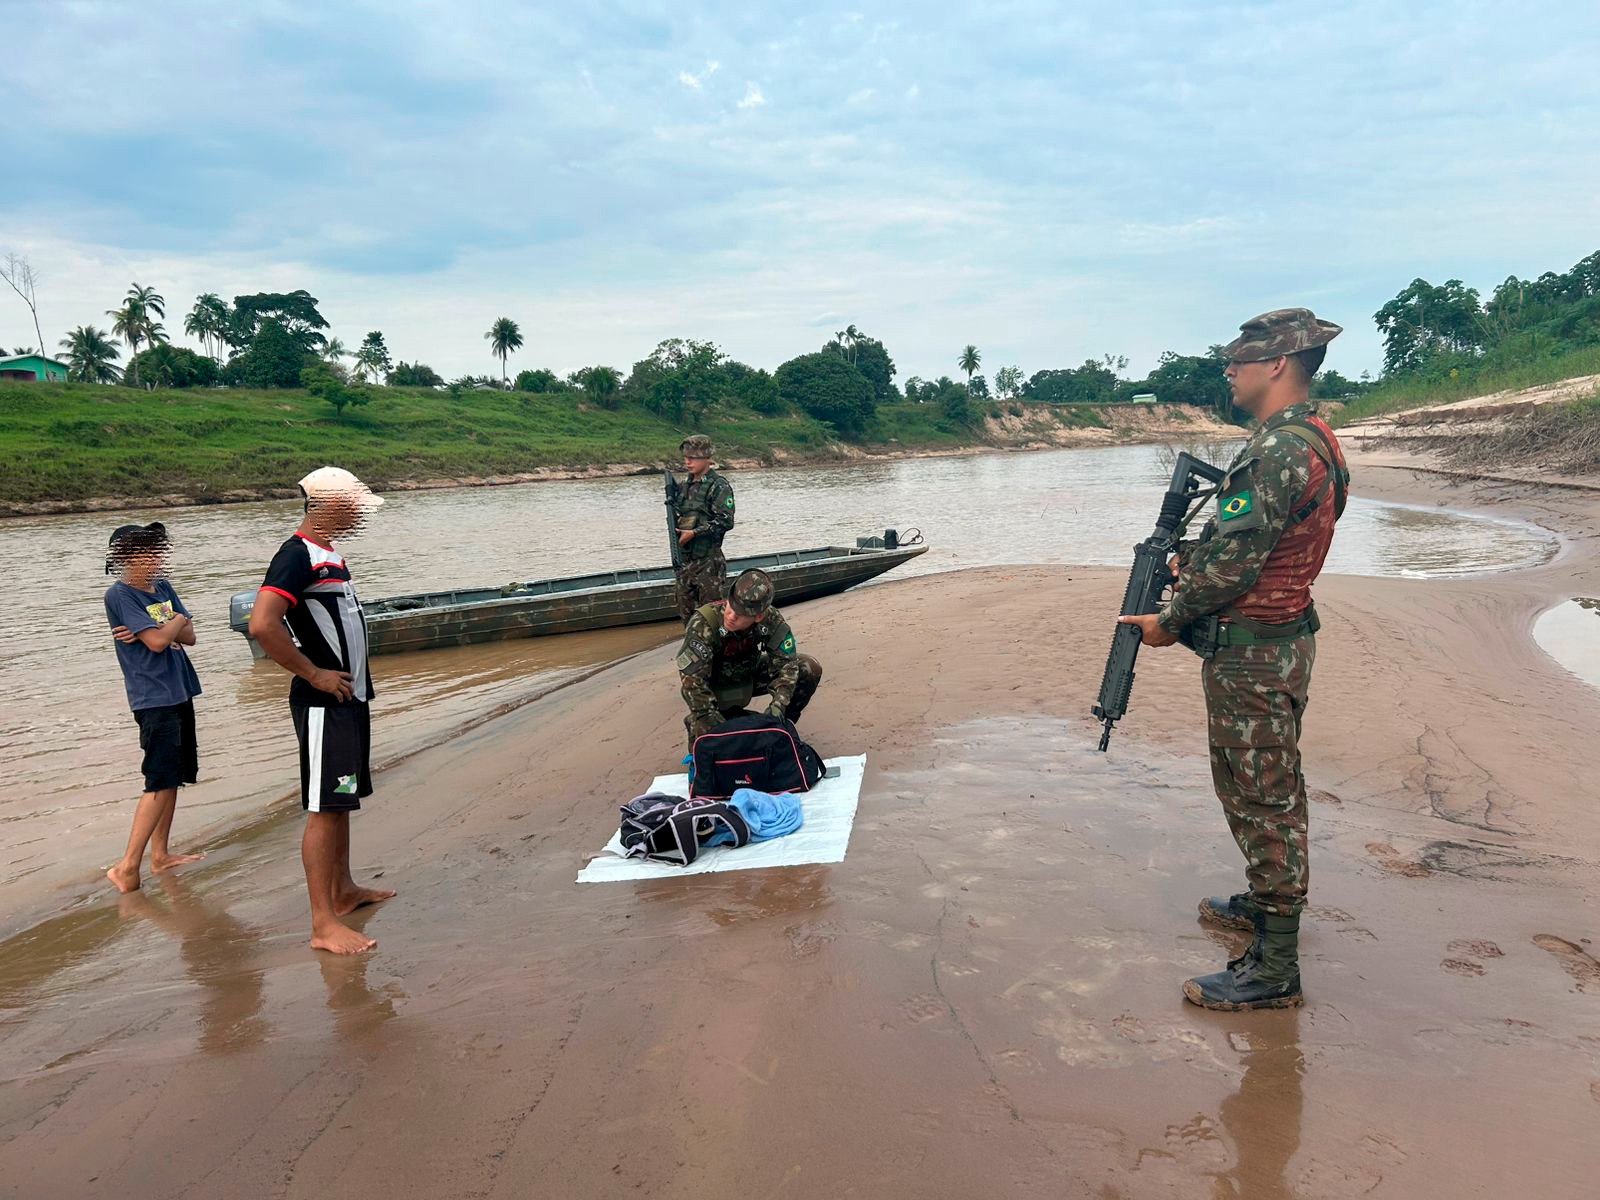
[
  {"x1": 690, "y1": 712, "x2": 825, "y2": 800},
  {"x1": 619, "y1": 793, "x2": 751, "y2": 867}
]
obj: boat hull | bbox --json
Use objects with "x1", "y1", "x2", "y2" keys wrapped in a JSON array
[{"x1": 231, "y1": 543, "x2": 927, "y2": 657}]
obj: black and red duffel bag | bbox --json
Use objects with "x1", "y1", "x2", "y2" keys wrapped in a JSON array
[{"x1": 690, "y1": 712, "x2": 824, "y2": 799}]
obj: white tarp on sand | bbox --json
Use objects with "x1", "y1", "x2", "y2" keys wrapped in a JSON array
[{"x1": 576, "y1": 753, "x2": 866, "y2": 883}]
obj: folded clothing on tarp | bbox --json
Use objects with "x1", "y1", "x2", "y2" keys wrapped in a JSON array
[
  {"x1": 619, "y1": 793, "x2": 750, "y2": 867},
  {"x1": 702, "y1": 787, "x2": 804, "y2": 847},
  {"x1": 578, "y1": 754, "x2": 866, "y2": 883}
]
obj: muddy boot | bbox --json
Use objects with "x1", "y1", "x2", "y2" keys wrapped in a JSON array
[
  {"x1": 1182, "y1": 912, "x2": 1304, "y2": 1011},
  {"x1": 1197, "y1": 891, "x2": 1255, "y2": 930}
]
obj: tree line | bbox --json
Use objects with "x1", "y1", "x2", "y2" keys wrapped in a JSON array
[
  {"x1": 0, "y1": 271, "x2": 1372, "y2": 434},
  {"x1": 1373, "y1": 249, "x2": 1600, "y2": 383},
  {"x1": 7, "y1": 246, "x2": 1594, "y2": 436}
]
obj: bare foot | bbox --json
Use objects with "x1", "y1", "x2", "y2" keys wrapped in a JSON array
[
  {"x1": 106, "y1": 863, "x2": 141, "y2": 893},
  {"x1": 311, "y1": 921, "x2": 377, "y2": 955},
  {"x1": 151, "y1": 850, "x2": 206, "y2": 872},
  {"x1": 334, "y1": 885, "x2": 397, "y2": 916}
]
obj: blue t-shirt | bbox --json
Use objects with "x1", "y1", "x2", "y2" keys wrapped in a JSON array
[{"x1": 104, "y1": 579, "x2": 203, "y2": 711}]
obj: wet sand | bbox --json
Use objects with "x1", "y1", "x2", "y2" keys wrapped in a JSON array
[
  {"x1": 4, "y1": 442, "x2": 1556, "y2": 924},
  {"x1": 2, "y1": 460, "x2": 1598, "y2": 1198}
]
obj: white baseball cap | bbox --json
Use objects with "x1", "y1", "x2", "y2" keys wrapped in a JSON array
[{"x1": 297, "y1": 466, "x2": 385, "y2": 510}]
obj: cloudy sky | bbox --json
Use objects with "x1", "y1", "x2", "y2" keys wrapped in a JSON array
[{"x1": 3, "y1": 0, "x2": 1598, "y2": 382}]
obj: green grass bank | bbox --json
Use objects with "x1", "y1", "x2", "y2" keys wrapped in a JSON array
[
  {"x1": 1329, "y1": 345, "x2": 1600, "y2": 426},
  {"x1": 0, "y1": 383, "x2": 1136, "y2": 512}
]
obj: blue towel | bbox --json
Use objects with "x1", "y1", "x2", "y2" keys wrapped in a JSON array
[{"x1": 703, "y1": 788, "x2": 805, "y2": 847}]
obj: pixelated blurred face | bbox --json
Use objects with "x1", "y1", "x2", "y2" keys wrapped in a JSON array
[
  {"x1": 721, "y1": 605, "x2": 762, "y2": 633},
  {"x1": 313, "y1": 492, "x2": 371, "y2": 538},
  {"x1": 683, "y1": 453, "x2": 710, "y2": 475},
  {"x1": 115, "y1": 536, "x2": 169, "y2": 583}
]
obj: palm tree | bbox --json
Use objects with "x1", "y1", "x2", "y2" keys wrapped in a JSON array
[
  {"x1": 958, "y1": 344, "x2": 981, "y2": 389},
  {"x1": 205, "y1": 293, "x2": 231, "y2": 358},
  {"x1": 184, "y1": 292, "x2": 230, "y2": 360},
  {"x1": 185, "y1": 296, "x2": 213, "y2": 360},
  {"x1": 579, "y1": 364, "x2": 621, "y2": 406},
  {"x1": 833, "y1": 323, "x2": 862, "y2": 363},
  {"x1": 108, "y1": 283, "x2": 167, "y2": 385},
  {"x1": 485, "y1": 317, "x2": 523, "y2": 385},
  {"x1": 59, "y1": 325, "x2": 123, "y2": 383},
  {"x1": 324, "y1": 336, "x2": 348, "y2": 363},
  {"x1": 352, "y1": 331, "x2": 391, "y2": 384}
]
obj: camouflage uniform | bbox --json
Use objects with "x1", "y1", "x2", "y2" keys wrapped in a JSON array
[
  {"x1": 673, "y1": 435, "x2": 735, "y2": 623},
  {"x1": 677, "y1": 570, "x2": 822, "y2": 745},
  {"x1": 1158, "y1": 311, "x2": 1348, "y2": 921}
]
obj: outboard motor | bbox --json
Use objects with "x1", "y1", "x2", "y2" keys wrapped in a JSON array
[
  {"x1": 228, "y1": 589, "x2": 268, "y2": 659},
  {"x1": 855, "y1": 528, "x2": 900, "y2": 550}
]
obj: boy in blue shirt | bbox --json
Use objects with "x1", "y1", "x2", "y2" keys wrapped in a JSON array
[{"x1": 103, "y1": 522, "x2": 205, "y2": 892}]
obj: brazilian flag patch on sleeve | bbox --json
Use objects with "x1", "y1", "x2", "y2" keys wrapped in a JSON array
[
  {"x1": 1220, "y1": 492, "x2": 1253, "y2": 521},
  {"x1": 724, "y1": 494, "x2": 735, "y2": 510},
  {"x1": 780, "y1": 633, "x2": 796, "y2": 656}
]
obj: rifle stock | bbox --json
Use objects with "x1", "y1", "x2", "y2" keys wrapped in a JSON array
[{"x1": 1092, "y1": 452, "x2": 1224, "y2": 750}]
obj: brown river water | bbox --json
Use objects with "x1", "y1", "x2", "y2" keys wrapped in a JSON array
[{"x1": 0, "y1": 444, "x2": 1559, "y2": 928}]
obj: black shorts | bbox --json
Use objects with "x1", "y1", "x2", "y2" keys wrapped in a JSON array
[
  {"x1": 133, "y1": 700, "x2": 199, "y2": 793},
  {"x1": 291, "y1": 700, "x2": 373, "y2": 813}
]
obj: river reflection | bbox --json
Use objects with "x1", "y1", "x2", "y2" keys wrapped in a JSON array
[
  {"x1": 117, "y1": 873, "x2": 268, "y2": 1054},
  {"x1": 0, "y1": 444, "x2": 1558, "y2": 917},
  {"x1": 1216, "y1": 1016, "x2": 1306, "y2": 1199}
]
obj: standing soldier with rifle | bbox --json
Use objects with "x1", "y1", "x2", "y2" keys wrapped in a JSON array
[
  {"x1": 667, "y1": 434, "x2": 736, "y2": 623},
  {"x1": 1117, "y1": 308, "x2": 1349, "y2": 1012}
]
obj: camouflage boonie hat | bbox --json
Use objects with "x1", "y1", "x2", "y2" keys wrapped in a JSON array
[
  {"x1": 727, "y1": 568, "x2": 774, "y2": 618},
  {"x1": 1222, "y1": 308, "x2": 1343, "y2": 363},
  {"x1": 680, "y1": 434, "x2": 713, "y2": 458}
]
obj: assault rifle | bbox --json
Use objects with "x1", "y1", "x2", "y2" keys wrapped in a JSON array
[
  {"x1": 664, "y1": 469, "x2": 684, "y2": 570},
  {"x1": 1092, "y1": 452, "x2": 1224, "y2": 751}
]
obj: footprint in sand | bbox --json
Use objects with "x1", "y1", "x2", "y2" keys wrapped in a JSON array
[
  {"x1": 993, "y1": 1047, "x2": 1043, "y2": 1076},
  {"x1": 1163, "y1": 1115, "x2": 1229, "y2": 1171},
  {"x1": 1307, "y1": 905, "x2": 1355, "y2": 923},
  {"x1": 1532, "y1": 935, "x2": 1600, "y2": 993},
  {"x1": 900, "y1": 993, "x2": 946, "y2": 1025},
  {"x1": 1297, "y1": 1158, "x2": 1384, "y2": 1196},
  {"x1": 1441, "y1": 939, "x2": 1504, "y2": 976},
  {"x1": 1365, "y1": 842, "x2": 1431, "y2": 878}
]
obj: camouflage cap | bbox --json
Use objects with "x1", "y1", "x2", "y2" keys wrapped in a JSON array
[
  {"x1": 727, "y1": 568, "x2": 775, "y2": 618},
  {"x1": 680, "y1": 434, "x2": 714, "y2": 458},
  {"x1": 1222, "y1": 308, "x2": 1343, "y2": 363}
]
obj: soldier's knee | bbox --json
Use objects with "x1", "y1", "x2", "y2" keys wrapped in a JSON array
[{"x1": 797, "y1": 654, "x2": 822, "y2": 683}]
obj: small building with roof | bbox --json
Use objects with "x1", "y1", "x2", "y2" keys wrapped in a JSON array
[{"x1": 0, "y1": 353, "x2": 68, "y2": 382}]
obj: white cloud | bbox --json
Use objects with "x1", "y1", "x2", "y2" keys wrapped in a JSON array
[
  {"x1": 846, "y1": 87, "x2": 875, "y2": 105},
  {"x1": 677, "y1": 59, "x2": 720, "y2": 90},
  {"x1": 737, "y1": 82, "x2": 766, "y2": 109}
]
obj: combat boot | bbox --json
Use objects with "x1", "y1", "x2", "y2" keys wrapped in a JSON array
[
  {"x1": 1182, "y1": 912, "x2": 1303, "y2": 1011},
  {"x1": 1197, "y1": 891, "x2": 1255, "y2": 930}
]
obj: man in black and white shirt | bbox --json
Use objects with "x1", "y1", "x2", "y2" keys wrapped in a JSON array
[{"x1": 250, "y1": 466, "x2": 394, "y2": 955}]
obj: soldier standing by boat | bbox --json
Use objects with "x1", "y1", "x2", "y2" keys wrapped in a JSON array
[
  {"x1": 669, "y1": 434, "x2": 735, "y2": 622},
  {"x1": 1117, "y1": 307, "x2": 1349, "y2": 1012}
]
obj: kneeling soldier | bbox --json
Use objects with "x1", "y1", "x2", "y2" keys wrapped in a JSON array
[{"x1": 678, "y1": 568, "x2": 823, "y2": 747}]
